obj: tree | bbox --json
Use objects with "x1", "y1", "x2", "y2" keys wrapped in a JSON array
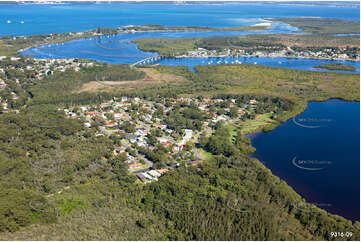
[
  {"x1": 120, "y1": 121, "x2": 136, "y2": 133},
  {"x1": 229, "y1": 106, "x2": 238, "y2": 118}
]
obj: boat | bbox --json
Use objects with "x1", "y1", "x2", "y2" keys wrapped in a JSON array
[
  {"x1": 7, "y1": 20, "x2": 11, "y2": 24},
  {"x1": 20, "y1": 21, "x2": 24, "y2": 24}
]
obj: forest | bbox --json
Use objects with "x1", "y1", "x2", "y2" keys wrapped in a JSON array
[{"x1": 0, "y1": 106, "x2": 359, "y2": 240}]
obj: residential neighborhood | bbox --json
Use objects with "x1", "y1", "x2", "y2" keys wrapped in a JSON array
[{"x1": 63, "y1": 95, "x2": 268, "y2": 183}]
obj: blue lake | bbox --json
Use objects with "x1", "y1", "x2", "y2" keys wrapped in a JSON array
[{"x1": 251, "y1": 99, "x2": 360, "y2": 221}]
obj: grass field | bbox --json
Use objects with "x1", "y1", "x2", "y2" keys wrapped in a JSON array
[{"x1": 233, "y1": 113, "x2": 277, "y2": 135}]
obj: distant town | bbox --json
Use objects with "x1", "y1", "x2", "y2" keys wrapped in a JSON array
[
  {"x1": 181, "y1": 46, "x2": 359, "y2": 61},
  {"x1": 0, "y1": 57, "x2": 96, "y2": 112}
]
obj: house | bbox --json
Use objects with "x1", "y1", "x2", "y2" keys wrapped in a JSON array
[
  {"x1": 161, "y1": 141, "x2": 172, "y2": 148},
  {"x1": 84, "y1": 122, "x2": 91, "y2": 128},
  {"x1": 128, "y1": 134, "x2": 137, "y2": 143},
  {"x1": 182, "y1": 129, "x2": 193, "y2": 143},
  {"x1": 249, "y1": 99, "x2": 257, "y2": 105},
  {"x1": 129, "y1": 163, "x2": 142, "y2": 169},
  {"x1": 80, "y1": 106, "x2": 88, "y2": 112},
  {"x1": 142, "y1": 172, "x2": 154, "y2": 181},
  {"x1": 148, "y1": 170, "x2": 161, "y2": 178},
  {"x1": 157, "y1": 137, "x2": 168, "y2": 143},
  {"x1": 136, "y1": 173, "x2": 148, "y2": 183},
  {"x1": 216, "y1": 116, "x2": 227, "y2": 122},
  {"x1": 105, "y1": 121, "x2": 117, "y2": 128},
  {"x1": 176, "y1": 143, "x2": 185, "y2": 151},
  {"x1": 157, "y1": 168, "x2": 169, "y2": 174},
  {"x1": 154, "y1": 124, "x2": 167, "y2": 130},
  {"x1": 114, "y1": 113, "x2": 125, "y2": 120},
  {"x1": 88, "y1": 111, "x2": 100, "y2": 117},
  {"x1": 138, "y1": 141, "x2": 147, "y2": 147}
]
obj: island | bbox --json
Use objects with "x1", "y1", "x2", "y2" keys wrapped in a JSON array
[{"x1": 314, "y1": 63, "x2": 357, "y2": 71}]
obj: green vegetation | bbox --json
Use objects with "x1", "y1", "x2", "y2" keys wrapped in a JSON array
[
  {"x1": 0, "y1": 56, "x2": 359, "y2": 240},
  {"x1": 271, "y1": 17, "x2": 360, "y2": 34},
  {"x1": 0, "y1": 111, "x2": 359, "y2": 240},
  {"x1": 0, "y1": 104, "x2": 121, "y2": 232},
  {"x1": 133, "y1": 37, "x2": 198, "y2": 57},
  {"x1": 315, "y1": 63, "x2": 357, "y2": 72}
]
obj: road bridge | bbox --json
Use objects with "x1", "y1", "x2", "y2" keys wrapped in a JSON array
[{"x1": 131, "y1": 55, "x2": 163, "y2": 66}]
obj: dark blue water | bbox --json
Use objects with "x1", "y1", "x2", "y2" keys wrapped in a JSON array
[
  {"x1": 1, "y1": 2, "x2": 359, "y2": 37},
  {"x1": 251, "y1": 99, "x2": 360, "y2": 221}
]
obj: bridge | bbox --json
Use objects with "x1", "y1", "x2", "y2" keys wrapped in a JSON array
[{"x1": 131, "y1": 55, "x2": 163, "y2": 66}]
